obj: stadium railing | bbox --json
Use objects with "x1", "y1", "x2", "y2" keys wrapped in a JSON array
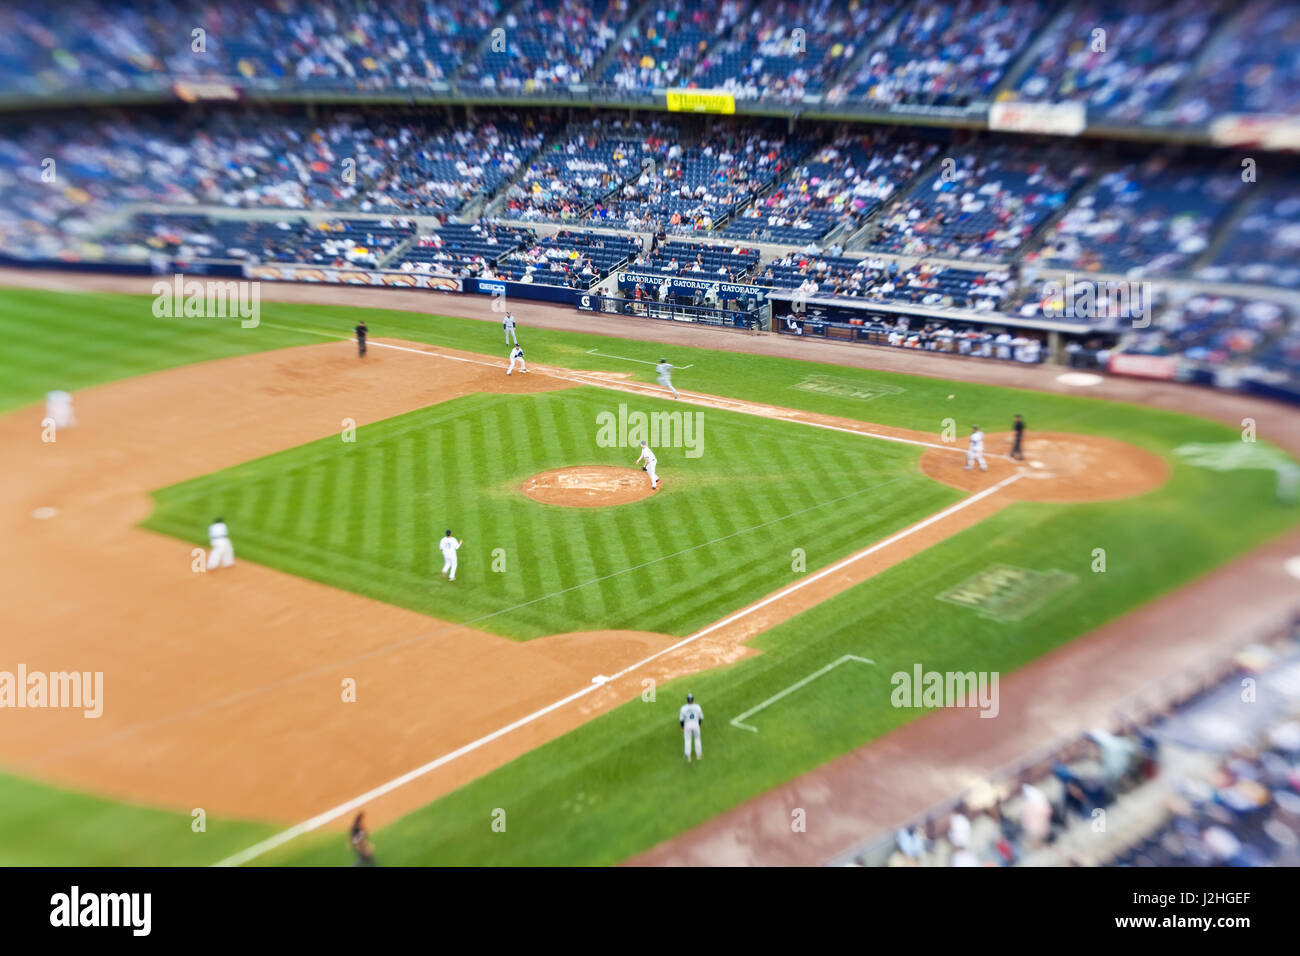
[{"x1": 576, "y1": 292, "x2": 762, "y2": 331}]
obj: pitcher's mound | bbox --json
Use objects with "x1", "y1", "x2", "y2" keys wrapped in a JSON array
[{"x1": 522, "y1": 466, "x2": 656, "y2": 507}]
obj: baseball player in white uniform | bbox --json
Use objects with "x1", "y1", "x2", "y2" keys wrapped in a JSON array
[
  {"x1": 507, "y1": 343, "x2": 527, "y2": 375},
  {"x1": 656, "y1": 358, "x2": 679, "y2": 399},
  {"x1": 207, "y1": 517, "x2": 235, "y2": 570},
  {"x1": 45, "y1": 390, "x2": 76, "y2": 429},
  {"x1": 503, "y1": 312, "x2": 518, "y2": 345},
  {"x1": 680, "y1": 692, "x2": 703, "y2": 761},
  {"x1": 439, "y1": 529, "x2": 462, "y2": 581},
  {"x1": 636, "y1": 440, "x2": 659, "y2": 490},
  {"x1": 965, "y1": 425, "x2": 988, "y2": 471}
]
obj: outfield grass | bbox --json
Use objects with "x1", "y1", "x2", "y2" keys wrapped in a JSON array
[
  {"x1": 2, "y1": 287, "x2": 1297, "y2": 866},
  {"x1": 143, "y1": 388, "x2": 960, "y2": 639},
  {"x1": 0, "y1": 772, "x2": 275, "y2": 867}
]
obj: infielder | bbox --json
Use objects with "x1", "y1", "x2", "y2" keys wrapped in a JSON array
[
  {"x1": 439, "y1": 529, "x2": 462, "y2": 581},
  {"x1": 355, "y1": 321, "x2": 368, "y2": 358},
  {"x1": 207, "y1": 516, "x2": 235, "y2": 570},
  {"x1": 656, "y1": 358, "x2": 679, "y2": 399},
  {"x1": 507, "y1": 343, "x2": 527, "y2": 375},
  {"x1": 680, "y1": 692, "x2": 703, "y2": 762},
  {"x1": 965, "y1": 425, "x2": 988, "y2": 471},
  {"x1": 503, "y1": 312, "x2": 518, "y2": 345},
  {"x1": 45, "y1": 390, "x2": 76, "y2": 429},
  {"x1": 636, "y1": 439, "x2": 660, "y2": 490}
]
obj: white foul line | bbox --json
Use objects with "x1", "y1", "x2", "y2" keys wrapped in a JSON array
[
  {"x1": 214, "y1": 469, "x2": 1022, "y2": 867},
  {"x1": 586, "y1": 347, "x2": 694, "y2": 369},
  {"x1": 258, "y1": 323, "x2": 968, "y2": 458},
  {"x1": 730, "y1": 655, "x2": 877, "y2": 733}
]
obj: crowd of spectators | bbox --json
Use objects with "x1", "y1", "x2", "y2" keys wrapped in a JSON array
[
  {"x1": 601, "y1": 0, "x2": 743, "y2": 92},
  {"x1": 494, "y1": 229, "x2": 639, "y2": 287},
  {"x1": 501, "y1": 120, "x2": 663, "y2": 222},
  {"x1": 393, "y1": 220, "x2": 528, "y2": 277},
  {"x1": 848, "y1": 621, "x2": 1300, "y2": 867},
  {"x1": 0, "y1": 0, "x2": 504, "y2": 97},
  {"x1": 1196, "y1": 177, "x2": 1300, "y2": 290},
  {"x1": 687, "y1": 0, "x2": 895, "y2": 103},
  {"x1": 629, "y1": 239, "x2": 761, "y2": 281},
  {"x1": 593, "y1": 129, "x2": 799, "y2": 234},
  {"x1": 721, "y1": 130, "x2": 939, "y2": 244},
  {"x1": 3, "y1": 0, "x2": 1299, "y2": 129},
  {"x1": 1010, "y1": 0, "x2": 1226, "y2": 124},
  {"x1": 1119, "y1": 293, "x2": 1297, "y2": 380},
  {"x1": 0, "y1": 110, "x2": 550, "y2": 261},
  {"x1": 833, "y1": 0, "x2": 1048, "y2": 108},
  {"x1": 760, "y1": 252, "x2": 1015, "y2": 311},
  {"x1": 460, "y1": 0, "x2": 626, "y2": 92},
  {"x1": 1172, "y1": 0, "x2": 1300, "y2": 124},
  {"x1": 1033, "y1": 156, "x2": 1243, "y2": 276},
  {"x1": 863, "y1": 146, "x2": 1089, "y2": 259},
  {"x1": 369, "y1": 120, "x2": 549, "y2": 214}
]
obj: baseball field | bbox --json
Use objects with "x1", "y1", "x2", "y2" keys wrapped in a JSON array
[{"x1": 2, "y1": 283, "x2": 1296, "y2": 866}]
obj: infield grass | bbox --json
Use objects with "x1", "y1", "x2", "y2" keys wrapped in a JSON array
[{"x1": 142, "y1": 388, "x2": 960, "y2": 639}]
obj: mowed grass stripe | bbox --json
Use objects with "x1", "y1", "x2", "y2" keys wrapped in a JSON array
[{"x1": 146, "y1": 390, "x2": 936, "y2": 639}]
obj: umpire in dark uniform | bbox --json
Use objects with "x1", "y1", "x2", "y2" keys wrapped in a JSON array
[
  {"x1": 1010, "y1": 414, "x2": 1026, "y2": 460},
  {"x1": 355, "y1": 321, "x2": 368, "y2": 358}
]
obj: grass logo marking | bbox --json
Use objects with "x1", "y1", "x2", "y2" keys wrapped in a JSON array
[
  {"x1": 792, "y1": 375, "x2": 904, "y2": 402},
  {"x1": 937, "y1": 564, "x2": 1077, "y2": 622},
  {"x1": 1173, "y1": 442, "x2": 1296, "y2": 473}
]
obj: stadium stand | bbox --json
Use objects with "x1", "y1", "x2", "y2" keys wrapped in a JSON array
[
  {"x1": 460, "y1": 0, "x2": 626, "y2": 91},
  {"x1": 601, "y1": 0, "x2": 743, "y2": 92},
  {"x1": 502, "y1": 121, "x2": 664, "y2": 222},
  {"x1": 720, "y1": 130, "x2": 939, "y2": 243},
  {"x1": 630, "y1": 239, "x2": 761, "y2": 280},
  {"x1": 1118, "y1": 293, "x2": 1298, "y2": 383},
  {"x1": 840, "y1": 619, "x2": 1300, "y2": 867},
  {"x1": 495, "y1": 229, "x2": 639, "y2": 287},
  {"x1": 394, "y1": 220, "x2": 530, "y2": 276},
  {"x1": 594, "y1": 129, "x2": 803, "y2": 233},
  {"x1": 835, "y1": 0, "x2": 1049, "y2": 107},
  {"x1": 861, "y1": 144, "x2": 1090, "y2": 259},
  {"x1": 1171, "y1": 0, "x2": 1300, "y2": 124},
  {"x1": 3, "y1": 0, "x2": 1299, "y2": 133},
  {"x1": 1009, "y1": 0, "x2": 1229, "y2": 123},
  {"x1": 759, "y1": 253, "x2": 1015, "y2": 311},
  {"x1": 1196, "y1": 177, "x2": 1300, "y2": 290},
  {"x1": 687, "y1": 0, "x2": 896, "y2": 103},
  {"x1": 1033, "y1": 156, "x2": 1244, "y2": 277},
  {"x1": 369, "y1": 120, "x2": 550, "y2": 215}
]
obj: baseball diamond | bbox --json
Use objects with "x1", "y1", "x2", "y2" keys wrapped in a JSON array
[
  {"x1": 4, "y1": 1, "x2": 1300, "y2": 902},
  {"x1": 2, "y1": 278, "x2": 1297, "y2": 872}
]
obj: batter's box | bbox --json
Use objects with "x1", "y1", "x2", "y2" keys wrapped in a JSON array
[
  {"x1": 792, "y1": 375, "x2": 904, "y2": 402},
  {"x1": 937, "y1": 564, "x2": 1077, "y2": 622}
]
